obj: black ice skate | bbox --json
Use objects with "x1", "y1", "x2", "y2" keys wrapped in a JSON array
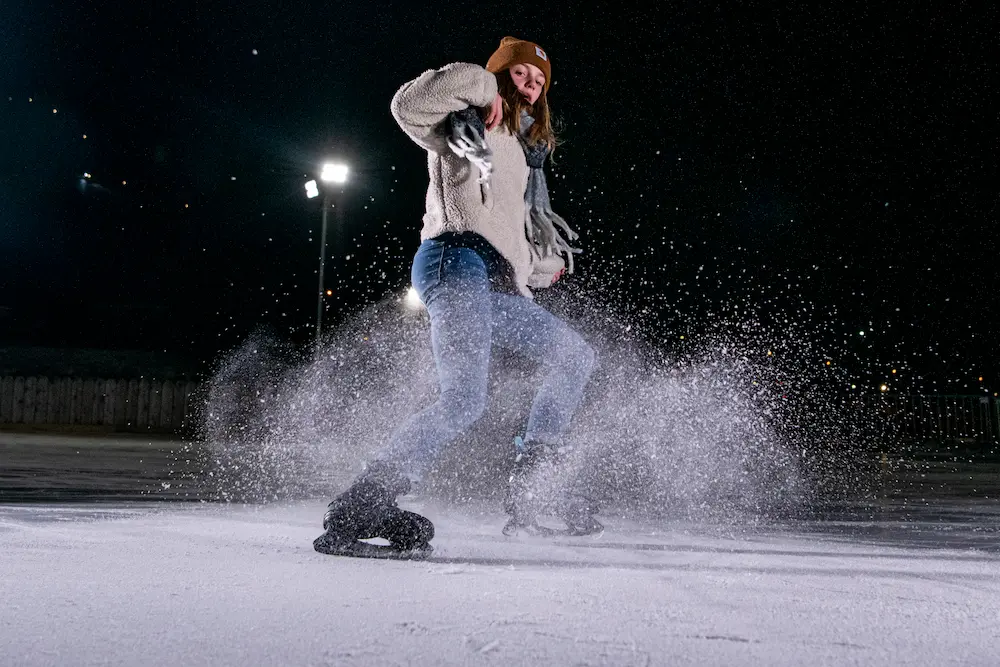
[
  {"x1": 554, "y1": 495, "x2": 604, "y2": 537},
  {"x1": 313, "y1": 461, "x2": 434, "y2": 560},
  {"x1": 502, "y1": 437, "x2": 603, "y2": 537}
]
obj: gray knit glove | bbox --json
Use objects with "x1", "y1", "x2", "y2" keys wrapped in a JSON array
[{"x1": 447, "y1": 109, "x2": 493, "y2": 187}]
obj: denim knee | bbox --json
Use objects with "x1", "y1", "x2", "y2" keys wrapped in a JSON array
[{"x1": 440, "y1": 391, "x2": 488, "y2": 432}]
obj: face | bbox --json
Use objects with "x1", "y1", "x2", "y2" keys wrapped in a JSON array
[{"x1": 510, "y1": 62, "x2": 546, "y2": 105}]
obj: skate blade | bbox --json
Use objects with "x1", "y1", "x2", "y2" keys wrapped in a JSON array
[
  {"x1": 503, "y1": 518, "x2": 605, "y2": 539},
  {"x1": 502, "y1": 519, "x2": 564, "y2": 538},
  {"x1": 566, "y1": 524, "x2": 605, "y2": 538},
  {"x1": 313, "y1": 534, "x2": 433, "y2": 561}
]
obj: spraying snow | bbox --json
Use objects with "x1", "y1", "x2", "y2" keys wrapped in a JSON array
[{"x1": 194, "y1": 285, "x2": 880, "y2": 522}]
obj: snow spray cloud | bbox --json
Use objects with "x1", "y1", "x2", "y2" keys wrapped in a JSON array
[
  {"x1": 537, "y1": 284, "x2": 881, "y2": 521},
  {"x1": 197, "y1": 306, "x2": 435, "y2": 502},
  {"x1": 196, "y1": 283, "x2": 881, "y2": 518}
]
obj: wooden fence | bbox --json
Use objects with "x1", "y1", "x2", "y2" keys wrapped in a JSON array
[
  {"x1": 0, "y1": 376, "x2": 200, "y2": 433},
  {"x1": 3, "y1": 376, "x2": 998, "y2": 452},
  {"x1": 879, "y1": 394, "x2": 1000, "y2": 455}
]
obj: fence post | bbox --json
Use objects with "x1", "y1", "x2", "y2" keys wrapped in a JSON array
[
  {"x1": 12, "y1": 377, "x2": 25, "y2": 423},
  {"x1": 149, "y1": 381, "x2": 162, "y2": 431},
  {"x1": 113, "y1": 379, "x2": 127, "y2": 428},
  {"x1": 51, "y1": 378, "x2": 64, "y2": 424},
  {"x1": 125, "y1": 379, "x2": 139, "y2": 428},
  {"x1": 68, "y1": 378, "x2": 81, "y2": 425},
  {"x1": 82, "y1": 379, "x2": 96, "y2": 426},
  {"x1": 172, "y1": 382, "x2": 188, "y2": 430},
  {"x1": 37, "y1": 376, "x2": 50, "y2": 425},
  {"x1": 182, "y1": 381, "x2": 199, "y2": 432},
  {"x1": 137, "y1": 378, "x2": 151, "y2": 430},
  {"x1": 101, "y1": 379, "x2": 115, "y2": 426},
  {"x1": 0, "y1": 376, "x2": 13, "y2": 424},
  {"x1": 23, "y1": 376, "x2": 37, "y2": 424},
  {"x1": 160, "y1": 381, "x2": 174, "y2": 432},
  {"x1": 91, "y1": 379, "x2": 103, "y2": 425}
]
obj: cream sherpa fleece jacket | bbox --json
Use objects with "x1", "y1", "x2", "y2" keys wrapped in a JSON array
[{"x1": 390, "y1": 62, "x2": 564, "y2": 297}]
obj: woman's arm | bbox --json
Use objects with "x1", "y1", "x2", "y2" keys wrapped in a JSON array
[{"x1": 390, "y1": 62, "x2": 499, "y2": 154}]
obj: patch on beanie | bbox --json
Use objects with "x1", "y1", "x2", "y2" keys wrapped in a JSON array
[{"x1": 535, "y1": 46, "x2": 547, "y2": 61}]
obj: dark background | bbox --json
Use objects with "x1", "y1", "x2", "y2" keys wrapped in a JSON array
[{"x1": 2, "y1": 1, "x2": 995, "y2": 391}]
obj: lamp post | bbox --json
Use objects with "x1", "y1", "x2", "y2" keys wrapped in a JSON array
[{"x1": 305, "y1": 162, "x2": 349, "y2": 352}]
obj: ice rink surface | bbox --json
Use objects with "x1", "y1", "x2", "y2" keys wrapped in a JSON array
[{"x1": 2, "y1": 498, "x2": 999, "y2": 667}]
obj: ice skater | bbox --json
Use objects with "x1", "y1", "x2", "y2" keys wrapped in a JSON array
[{"x1": 314, "y1": 37, "x2": 600, "y2": 559}]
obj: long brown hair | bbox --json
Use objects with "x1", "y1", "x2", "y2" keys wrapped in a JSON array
[{"x1": 494, "y1": 68, "x2": 559, "y2": 157}]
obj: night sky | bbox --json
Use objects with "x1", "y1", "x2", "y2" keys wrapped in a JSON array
[{"x1": 2, "y1": 2, "x2": 996, "y2": 390}]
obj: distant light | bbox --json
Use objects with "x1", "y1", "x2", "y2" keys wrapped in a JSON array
[
  {"x1": 766, "y1": 350, "x2": 773, "y2": 356},
  {"x1": 304, "y1": 179, "x2": 319, "y2": 199},
  {"x1": 321, "y1": 163, "x2": 349, "y2": 184},
  {"x1": 880, "y1": 384, "x2": 888, "y2": 392},
  {"x1": 825, "y1": 360, "x2": 831, "y2": 366},
  {"x1": 859, "y1": 331, "x2": 865, "y2": 336},
  {"x1": 891, "y1": 369, "x2": 897, "y2": 374},
  {"x1": 405, "y1": 286, "x2": 422, "y2": 310},
  {"x1": 325, "y1": 289, "x2": 333, "y2": 296},
  {"x1": 679, "y1": 335, "x2": 685, "y2": 340},
  {"x1": 851, "y1": 384, "x2": 857, "y2": 389},
  {"x1": 122, "y1": 180, "x2": 126, "y2": 185},
  {"x1": 82, "y1": 134, "x2": 87, "y2": 139},
  {"x1": 252, "y1": 49, "x2": 258, "y2": 55},
  {"x1": 979, "y1": 376, "x2": 984, "y2": 382},
  {"x1": 184, "y1": 204, "x2": 189, "y2": 208},
  {"x1": 52, "y1": 108, "x2": 57, "y2": 113},
  {"x1": 83, "y1": 172, "x2": 91, "y2": 179}
]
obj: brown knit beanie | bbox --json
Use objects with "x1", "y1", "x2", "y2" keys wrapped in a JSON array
[{"x1": 486, "y1": 36, "x2": 552, "y2": 94}]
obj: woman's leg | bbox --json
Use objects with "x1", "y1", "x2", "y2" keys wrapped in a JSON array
[
  {"x1": 377, "y1": 244, "x2": 494, "y2": 479},
  {"x1": 489, "y1": 293, "x2": 596, "y2": 444}
]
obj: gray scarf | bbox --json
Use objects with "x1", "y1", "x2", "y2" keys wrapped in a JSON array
[{"x1": 447, "y1": 108, "x2": 581, "y2": 273}]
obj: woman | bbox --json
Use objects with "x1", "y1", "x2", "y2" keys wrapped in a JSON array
[{"x1": 314, "y1": 37, "x2": 598, "y2": 559}]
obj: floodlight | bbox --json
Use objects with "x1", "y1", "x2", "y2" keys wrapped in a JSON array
[{"x1": 321, "y1": 163, "x2": 349, "y2": 184}]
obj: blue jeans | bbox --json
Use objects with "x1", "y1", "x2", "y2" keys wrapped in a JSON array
[{"x1": 378, "y1": 233, "x2": 596, "y2": 479}]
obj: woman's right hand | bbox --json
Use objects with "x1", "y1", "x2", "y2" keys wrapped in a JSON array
[{"x1": 483, "y1": 93, "x2": 504, "y2": 131}]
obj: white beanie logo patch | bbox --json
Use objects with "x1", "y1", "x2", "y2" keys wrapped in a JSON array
[{"x1": 535, "y1": 46, "x2": 547, "y2": 61}]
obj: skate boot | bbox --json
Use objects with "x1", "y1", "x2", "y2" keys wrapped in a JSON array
[
  {"x1": 555, "y1": 494, "x2": 604, "y2": 537},
  {"x1": 502, "y1": 438, "x2": 554, "y2": 536},
  {"x1": 313, "y1": 461, "x2": 434, "y2": 560},
  {"x1": 502, "y1": 437, "x2": 601, "y2": 537}
]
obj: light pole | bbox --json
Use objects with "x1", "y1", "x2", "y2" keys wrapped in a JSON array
[{"x1": 305, "y1": 162, "x2": 349, "y2": 352}]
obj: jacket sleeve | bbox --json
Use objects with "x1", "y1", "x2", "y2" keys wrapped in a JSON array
[
  {"x1": 390, "y1": 62, "x2": 499, "y2": 154},
  {"x1": 527, "y1": 252, "x2": 566, "y2": 289}
]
